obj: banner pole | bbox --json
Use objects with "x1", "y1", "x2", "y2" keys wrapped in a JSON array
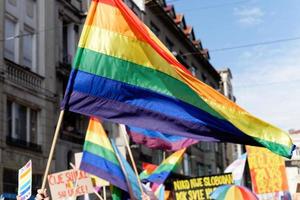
[
  {"x1": 41, "y1": 110, "x2": 65, "y2": 189},
  {"x1": 120, "y1": 125, "x2": 143, "y2": 193}
]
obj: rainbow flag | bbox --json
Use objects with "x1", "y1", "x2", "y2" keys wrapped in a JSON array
[
  {"x1": 61, "y1": 0, "x2": 294, "y2": 158},
  {"x1": 141, "y1": 149, "x2": 186, "y2": 185},
  {"x1": 80, "y1": 118, "x2": 129, "y2": 192},
  {"x1": 139, "y1": 163, "x2": 157, "y2": 180},
  {"x1": 126, "y1": 126, "x2": 199, "y2": 151},
  {"x1": 18, "y1": 160, "x2": 32, "y2": 200}
]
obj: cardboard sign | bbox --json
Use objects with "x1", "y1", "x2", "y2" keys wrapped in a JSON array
[
  {"x1": 48, "y1": 169, "x2": 94, "y2": 199},
  {"x1": 172, "y1": 173, "x2": 233, "y2": 200},
  {"x1": 246, "y1": 146, "x2": 289, "y2": 194}
]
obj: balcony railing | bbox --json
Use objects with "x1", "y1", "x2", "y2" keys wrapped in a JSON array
[{"x1": 5, "y1": 59, "x2": 44, "y2": 90}]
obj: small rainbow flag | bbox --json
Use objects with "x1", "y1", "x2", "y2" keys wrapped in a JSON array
[
  {"x1": 139, "y1": 162, "x2": 157, "y2": 180},
  {"x1": 141, "y1": 149, "x2": 186, "y2": 185},
  {"x1": 18, "y1": 160, "x2": 32, "y2": 200},
  {"x1": 80, "y1": 118, "x2": 128, "y2": 192}
]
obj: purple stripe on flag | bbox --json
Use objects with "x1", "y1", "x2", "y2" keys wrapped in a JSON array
[
  {"x1": 128, "y1": 130, "x2": 172, "y2": 150},
  {"x1": 126, "y1": 126, "x2": 199, "y2": 151},
  {"x1": 62, "y1": 91, "x2": 261, "y2": 146},
  {"x1": 80, "y1": 162, "x2": 128, "y2": 192}
]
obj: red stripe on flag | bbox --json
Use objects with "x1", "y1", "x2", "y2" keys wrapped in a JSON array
[{"x1": 92, "y1": 0, "x2": 116, "y2": 6}]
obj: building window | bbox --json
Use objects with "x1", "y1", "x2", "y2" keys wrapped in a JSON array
[
  {"x1": 165, "y1": 37, "x2": 174, "y2": 52},
  {"x1": 3, "y1": 168, "x2": 42, "y2": 196},
  {"x1": 5, "y1": 0, "x2": 37, "y2": 70},
  {"x1": 150, "y1": 22, "x2": 160, "y2": 37},
  {"x1": 207, "y1": 164, "x2": 212, "y2": 175},
  {"x1": 61, "y1": 20, "x2": 79, "y2": 65},
  {"x1": 190, "y1": 66, "x2": 197, "y2": 76},
  {"x1": 201, "y1": 142, "x2": 210, "y2": 151},
  {"x1": 23, "y1": 28, "x2": 33, "y2": 68},
  {"x1": 183, "y1": 154, "x2": 191, "y2": 176},
  {"x1": 3, "y1": 168, "x2": 18, "y2": 193},
  {"x1": 6, "y1": 100, "x2": 38, "y2": 145},
  {"x1": 201, "y1": 73, "x2": 207, "y2": 82},
  {"x1": 62, "y1": 21, "x2": 70, "y2": 64},
  {"x1": 215, "y1": 144, "x2": 219, "y2": 152},
  {"x1": 4, "y1": 17, "x2": 16, "y2": 61},
  {"x1": 197, "y1": 163, "x2": 205, "y2": 176}
]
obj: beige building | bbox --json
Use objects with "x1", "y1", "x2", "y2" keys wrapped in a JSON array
[
  {"x1": 0, "y1": 0, "x2": 236, "y2": 196},
  {"x1": 0, "y1": 0, "x2": 89, "y2": 195}
]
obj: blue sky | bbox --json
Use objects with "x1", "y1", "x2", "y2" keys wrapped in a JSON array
[{"x1": 168, "y1": 0, "x2": 300, "y2": 131}]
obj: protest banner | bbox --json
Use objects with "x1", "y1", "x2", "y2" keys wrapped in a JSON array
[
  {"x1": 172, "y1": 173, "x2": 233, "y2": 200},
  {"x1": 246, "y1": 146, "x2": 289, "y2": 194},
  {"x1": 47, "y1": 169, "x2": 94, "y2": 199},
  {"x1": 18, "y1": 160, "x2": 32, "y2": 200}
]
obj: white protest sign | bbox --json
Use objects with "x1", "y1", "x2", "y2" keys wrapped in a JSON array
[
  {"x1": 18, "y1": 160, "x2": 32, "y2": 200},
  {"x1": 48, "y1": 169, "x2": 94, "y2": 199}
]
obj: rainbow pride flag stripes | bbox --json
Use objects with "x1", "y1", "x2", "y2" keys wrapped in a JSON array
[
  {"x1": 80, "y1": 118, "x2": 129, "y2": 192},
  {"x1": 61, "y1": 0, "x2": 294, "y2": 158},
  {"x1": 141, "y1": 148, "x2": 186, "y2": 185},
  {"x1": 18, "y1": 160, "x2": 32, "y2": 200}
]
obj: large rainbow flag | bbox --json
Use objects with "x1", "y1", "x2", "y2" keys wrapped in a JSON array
[{"x1": 61, "y1": 0, "x2": 294, "y2": 158}]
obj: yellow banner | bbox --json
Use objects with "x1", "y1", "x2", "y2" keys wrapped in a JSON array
[{"x1": 246, "y1": 146, "x2": 289, "y2": 194}]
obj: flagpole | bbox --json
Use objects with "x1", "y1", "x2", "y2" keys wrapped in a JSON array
[
  {"x1": 113, "y1": 143, "x2": 136, "y2": 200},
  {"x1": 120, "y1": 125, "x2": 144, "y2": 193},
  {"x1": 41, "y1": 110, "x2": 65, "y2": 189},
  {"x1": 93, "y1": 189, "x2": 105, "y2": 200},
  {"x1": 103, "y1": 186, "x2": 106, "y2": 200}
]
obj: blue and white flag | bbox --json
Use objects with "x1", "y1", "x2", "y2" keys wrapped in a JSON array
[{"x1": 224, "y1": 153, "x2": 247, "y2": 185}]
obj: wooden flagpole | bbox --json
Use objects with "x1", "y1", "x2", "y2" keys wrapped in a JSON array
[
  {"x1": 119, "y1": 125, "x2": 144, "y2": 193},
  {"x1": 41, "y1": 110, "x2": 65, "y2": 189}
]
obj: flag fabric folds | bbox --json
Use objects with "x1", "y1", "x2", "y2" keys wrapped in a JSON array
[
  {"x1": 126, "y1": 126, "x2": 199, "y2": 151},
  {"x1": 111, "y1": 140, "x2": 142, "y2": 200},
  {"x1": 224, "y1": 153, "x2": 247, "y2": 185},
  {"x1": 141, "y1": 149, "x2": 186, "y2": 185},
  {"x1": 61, "y1": 0, "x2": 294, "y2": 158},
  {"x1": 80, "y1": 118, "x2": 128, "y2": 192}
]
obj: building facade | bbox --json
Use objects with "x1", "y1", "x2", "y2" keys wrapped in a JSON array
[
  {"x1": 286, "y1": 130, "x2": 300, "y2": 198},
  {"x1": 0, "y1": 0, "x2": 235, "y2": 195},
  {"x1": 0, "y1": 0, "x2": 90, "y2": 194}
]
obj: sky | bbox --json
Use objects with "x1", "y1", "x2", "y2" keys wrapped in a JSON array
[{"x1": 168, "y1": 0, "x2": 300, "y2": 131}]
